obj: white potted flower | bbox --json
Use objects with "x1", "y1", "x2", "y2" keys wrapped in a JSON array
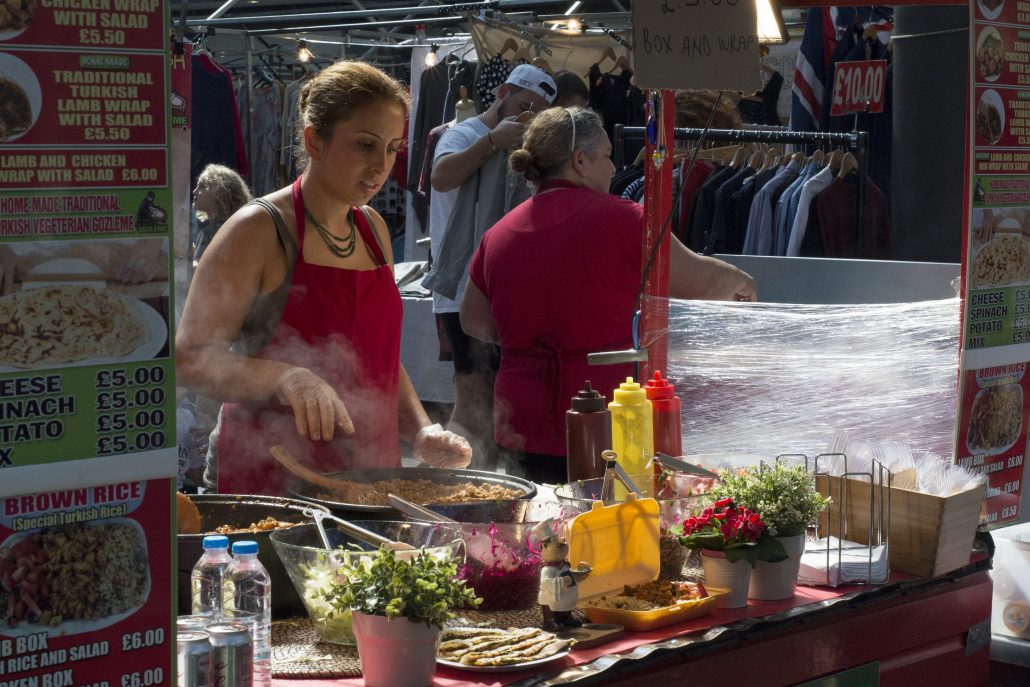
[{"x1": 709, "y1": 463, "x2": 831, "y2": 600}]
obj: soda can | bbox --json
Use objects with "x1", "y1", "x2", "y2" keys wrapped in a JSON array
[
  {"x1": 177, "y1": 630, "x2": 212, "y2": 687},
  {"x1": 206, "y1": 622, "x2": 253, "y2": 687},
  {"x1": 177, "y1": 614, "x2": 214, "y2": 633}
]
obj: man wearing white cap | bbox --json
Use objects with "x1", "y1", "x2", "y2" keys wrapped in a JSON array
[{"x1": 425, "y1": 64, "x2": 557, "y2": 464}]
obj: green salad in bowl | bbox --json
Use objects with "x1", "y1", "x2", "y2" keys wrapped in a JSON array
[{"x1": 270, "y1": 521, "x2": 463, "y2": 644}]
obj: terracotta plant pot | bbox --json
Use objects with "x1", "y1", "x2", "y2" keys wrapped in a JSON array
[
  {"x1": 749, "y1": 534, "x2": 806, "y2": 601},
  {"x1": 701, "y1": 549, "x2": 752, "y2": 608},
  {"x1": 352, "y1": 612, "x2": 441, "y2": 687}
]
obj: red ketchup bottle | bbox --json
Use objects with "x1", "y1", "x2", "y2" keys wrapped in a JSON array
[
  {"x1": 565, "y1": 381, "x2": 612, "y2": 482},
  {"x1": 645, "y1": 371, "x2": 682, "y2": 464}
]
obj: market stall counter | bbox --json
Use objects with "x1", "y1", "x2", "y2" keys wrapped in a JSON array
[{"x1": 269, "y1": 559, "x2": 991, "y2": 687}]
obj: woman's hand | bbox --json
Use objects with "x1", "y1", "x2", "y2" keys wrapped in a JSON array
[
  {"x1": 413, "y1": 424, "x2": 473, "y2": 468},
  {"x1": 732, "y1": 271, "x2": 758, "y2": 302},
  {"x1": 275, "y1": 367, "x2": 355, "y2": 441}
]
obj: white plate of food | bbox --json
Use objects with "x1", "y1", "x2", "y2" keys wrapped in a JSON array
[
  {"x1": 436, "y1": 626, "x2": 574, "y2": 672},
  {"x1": 977, "y1": 0, "x2": 1005, "y2": 21},
  {"x1": 0, "y1": 518, "x2": 151, "y2": 637},
  {"x1": 977, "y1": 89, "x2": 1006, "y2": 146},
  {"x1": 977, "y1": 26, "x2": 1004, "y2": 83},
  {"x1": 437, "y1": 648, "x2": 572, "y2": 673},
  {"x1": 0, "y1": 52, "x2": 41, "y2": 142},
  {"x1": 966, "y1": 383, "x2": 1024, "y2": 456},
  {"x1": 0, "y1": 285, "x2": 167, "y2": 372}
]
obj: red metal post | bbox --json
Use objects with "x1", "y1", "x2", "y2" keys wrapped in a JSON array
[{"x1": 639, "y1": 89, "x2": 675, "y2": 381}]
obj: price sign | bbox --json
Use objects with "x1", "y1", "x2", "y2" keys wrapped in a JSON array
[{"x1": 830, "y1": 60, "x2": 888, "y2": 116}]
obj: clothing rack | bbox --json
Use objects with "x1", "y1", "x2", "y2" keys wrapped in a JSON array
[{"x1": 613, "y1": 125, "x2": 871, "y2": 257}]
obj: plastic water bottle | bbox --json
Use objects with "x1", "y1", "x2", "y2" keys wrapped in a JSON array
[
  {"x1": 191, "y1": 535, "x2": 232, "y2": 618},
  {"x1": 223, "y1": 540, "x2": 271, "y2": 687}
]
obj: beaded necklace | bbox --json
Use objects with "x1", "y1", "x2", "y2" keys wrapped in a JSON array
[{"x1": 303, "y1": 206, "x2": 357, "y2": 258}]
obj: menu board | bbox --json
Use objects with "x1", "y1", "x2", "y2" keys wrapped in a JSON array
[
  {"x1": 0, "y1": 0, "x2": 175, "y2": 682},
  {"x1": 961, "y1": 0, "x2": 1030, "y2": 526},
  {"x1": 0, "y1": 478, "x2": 172, "y2": 687}
]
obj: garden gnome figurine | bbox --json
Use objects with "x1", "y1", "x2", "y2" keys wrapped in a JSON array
[{"x1": 533, "y1": 518, "x2": 592, "y2": 630}]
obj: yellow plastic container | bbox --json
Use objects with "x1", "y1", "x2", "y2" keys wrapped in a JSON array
[
  {"x1": 569, "y1": 494, "x2": 720, "y2": 631},
  {"x1": 609, "y1": 378, "x2": 654, "y2": 499}
]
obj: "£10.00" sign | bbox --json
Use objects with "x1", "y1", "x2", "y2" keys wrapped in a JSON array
[{"x1": 830, "y1": 60, "x2": 887, "y2": 116}]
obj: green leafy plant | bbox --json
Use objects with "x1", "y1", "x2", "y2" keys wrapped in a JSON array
[
  {"x1": 709, "y1": 463, "x2": 831, "y2": 538},
  {"x1": 671, "y1": 497, "x2": 787, "y2": 567},
  {"x1": 323, "y1": 546, "x2": 481, "y2": 629}
]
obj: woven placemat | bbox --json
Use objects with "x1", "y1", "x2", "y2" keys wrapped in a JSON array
[
  {"x1": 271, "y1": 606, "x2": 582, "y2": 678},
  {"x1": 271, "y1": 618, "x2": 361, "y2": 678}
]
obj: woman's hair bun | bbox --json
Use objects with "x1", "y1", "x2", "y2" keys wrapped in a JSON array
[{"x1": 509, "y1": 148, "x2": 532, "y2": 171}]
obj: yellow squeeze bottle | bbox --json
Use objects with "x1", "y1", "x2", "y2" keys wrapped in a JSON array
[{"x1": 609, "y1": 377, "x2": 654, "y2": 499}]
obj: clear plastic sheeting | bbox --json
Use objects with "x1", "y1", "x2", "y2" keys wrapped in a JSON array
[{"x1": 659, "y1": 297, "x2": 962, "y2": 459}]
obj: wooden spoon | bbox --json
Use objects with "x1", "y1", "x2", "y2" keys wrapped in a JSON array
[{"x1": 269, "y1": 444, "x2": 350, "y2": 493}]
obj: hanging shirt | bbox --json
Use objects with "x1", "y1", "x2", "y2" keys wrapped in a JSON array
[
  {"x1": 708, "y1": 165, "x2": 756, "y2": 254},
  {"x1": 813, "y1": 175, "x2": 890, "y2": 258},
  {"x1": 773, "y1": 162, "x2": 817, "y2": 256},
  {"x1": 743, "y1": 161, "x2": 801, "y2": 255},
  {"x1": 476, "y1": 54, "x2": 514, "y2": 110},
  {"x1": 786, "y1": 164, "x2": 835, "y2": 256},
  {"x1": 686, "y1": 164, "x2": 734, "y2": 252},
  {"x1": 731, "y1": 167, "x2": 776, "y2": 252}
]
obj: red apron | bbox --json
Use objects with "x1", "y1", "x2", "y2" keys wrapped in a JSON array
[{"x1": 215, "y1": 178, "x2": 402, "y2": 494}]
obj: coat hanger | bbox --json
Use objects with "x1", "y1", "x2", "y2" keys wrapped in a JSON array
[
  {"x1": 513, "y1": 41, "x2": 531, "y2": 63},
  {"x1": 837, "y1": 151, "x2": 858, "y2": 178},
  {"x1": 791, "y1": 151, "x2": 806, "y2": 165},
  {"x1": 597, "y1": 46, "x2": 617, "y2": 71},
  {"x1": 811, "y1": 149, "x2": 825, "y2": 168},
  {"x1": 611, "y1": 54, "x2": 632, "y2": 74},
  {"x1": 455, "y1": 85, "x2": 475, "y2": 123},
  {"x1": 499, "y1": 37, "x2": 519, "y2": 58},
  {"x1": 531, "y1": 56, "x2": 554, "y2": 75},
  {"x1": 746, "y1": 150, "x2": 764, "y2": 169},
  {"x1": 729, "y1": 146, "x2": 748, "y2": 169},
  {"x1": 826, "y1": 149, "x2": 844, "y2": 174}
]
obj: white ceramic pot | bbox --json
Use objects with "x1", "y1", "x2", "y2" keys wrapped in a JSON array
[
  {"x1": 748, "y1": 534, "x2": 806, "y2": 601},
  {"x1": 701, "y1": 549, "x2": 753, "y2": 608},
  {"x1": 352, "y1": 612, "x2": 440, "y2": 687}
]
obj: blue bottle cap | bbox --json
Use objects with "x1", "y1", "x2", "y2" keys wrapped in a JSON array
[
  {"x1": 202, "y1": 535, "x2": 229, "y2": 550},
  {"x1": 232, "y1": 540, "x2": 258, "y2": 555}
]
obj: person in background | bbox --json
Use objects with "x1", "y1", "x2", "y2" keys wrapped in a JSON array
[
  {"x1": 552, "y1": 70, "x2": 590, "y2": 108},
  {"x1": 177, "y1": 60, "x2": 471, "y2": 495},
  {"x1": 425, "y1": 64, "x2": 557, "y2": 467},
  {"x1": 192, "y1": 163, "x2": 253, "y2": 266},
  {"x1": 459, "y1": 107, "x2": 756, "y2": 484},
  {"x1": 736, "y1": 64, "x2": 784, "y2": 126}
]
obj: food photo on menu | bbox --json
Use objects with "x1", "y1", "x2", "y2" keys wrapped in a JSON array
[
  {"x1": 0, "y1": 237, "x2": 170, "y2": 370},
  {"x1": 0, "y1": 519, "x2": 150, "y2": 635},
  {"x1": 976, "y1": 26, "x2": 1004, "y2": 83},
  {"x1": 970, "y1": 208, "x2": 1030, "y2": 289},
  {"x1": 0, "y1": 51, "x2": 39, "y2": 142},
  {"x1": 976, "y1": 89, "x2": 1005, "y2": 146}
]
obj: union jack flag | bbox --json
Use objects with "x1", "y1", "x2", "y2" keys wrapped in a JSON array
[{"x1": 791, "y1": 7, "x2": 894, "y2": 131}]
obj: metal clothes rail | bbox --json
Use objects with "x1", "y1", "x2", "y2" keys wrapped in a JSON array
[{"x1": 613, "y1": 125, "x2": 871, "y2": 257}]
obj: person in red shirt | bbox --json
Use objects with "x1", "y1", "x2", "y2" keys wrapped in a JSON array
[{"x1": 460, "y1": 106, "x2": 756, "y2": 484}]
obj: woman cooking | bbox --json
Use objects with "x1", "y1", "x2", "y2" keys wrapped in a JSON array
[
  {"x1": 177, "y1": 61, "x2": 471, "y2": 495},
  {"x1": 460, "y1": 107, "x2": 756, "y2": 484}
]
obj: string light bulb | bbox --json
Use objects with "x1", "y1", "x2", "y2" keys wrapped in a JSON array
[
  {"x1": 424, "y1": 44, "x2": 440, "y2": 67},
  {"x1": 297, "y1": 40, "x2": 313, "y2": 63},
  {"x1": 567, "y1": 17, "x2": 582, "y2": 32}
]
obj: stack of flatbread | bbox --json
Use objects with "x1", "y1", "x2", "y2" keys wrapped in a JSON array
[
  {"x1": 438, "y1": 626, "x2": 574, "y2": 667},
  {"x1": 0, "y1": 285, "x2": 147, "y2": 368}
]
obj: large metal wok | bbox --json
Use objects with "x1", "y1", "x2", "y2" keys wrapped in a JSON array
[{"x1": 287, "y1": 467, "x2": 537, "y2": 523}]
